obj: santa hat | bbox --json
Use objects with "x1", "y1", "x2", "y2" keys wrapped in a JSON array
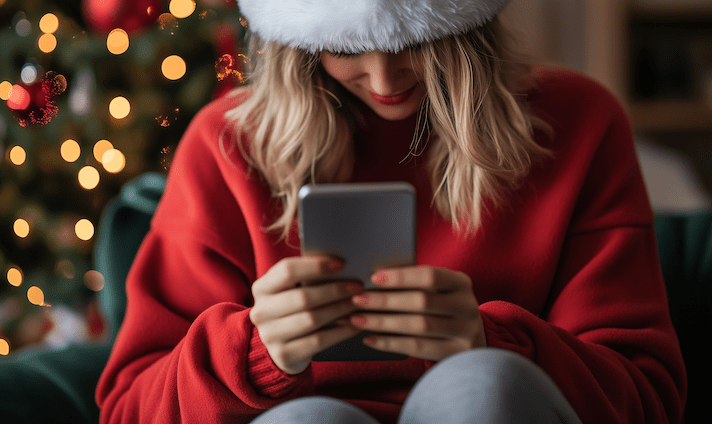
[{"x1": 237, "y1": 0, "x2": 511, "y2": 54}]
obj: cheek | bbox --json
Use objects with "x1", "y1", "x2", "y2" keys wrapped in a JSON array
[{"x1": 320, "y1": 57, "x2": 359, "y2": 84}]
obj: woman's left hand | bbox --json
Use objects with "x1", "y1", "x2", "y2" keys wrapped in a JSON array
[{"x1": 349, "y1": 266, "x2": 486, "y2": 361}]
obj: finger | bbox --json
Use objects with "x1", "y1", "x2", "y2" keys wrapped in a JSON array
[
  {"x1": 351, "y1": 290, "x2": 477, "y2": 317},
  {"x1": 257, "y1": 299, "x2": 359, "y2": 344},
  {"x1": 253, "y1": 256, "x2": 343, "y2": 296},
  {"x1": 361, "y1": 334, "x2": 470, "y2": 361},
  {"x1": 370, "y1": 267, "x2": 470, "y2": 292},
  {"x1": 349, "y1": 313, "x2": 468, "y2": 339},
  {"x1": 252, "y1": 281, "x2": 363, "y2": 323},
  {"x1": 280, "y1": 321, "x2": 362, "y2": 363},
  {"x1": 265, "y1": 320, "x2": 360, "y2": 375}
]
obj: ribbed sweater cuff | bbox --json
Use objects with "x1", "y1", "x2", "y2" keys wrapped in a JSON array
[{"x1": 246, "y1": 326, "x2": 310, "y2": 398}]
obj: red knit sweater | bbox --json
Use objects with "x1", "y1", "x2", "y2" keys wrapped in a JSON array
[{"x1": 96, "y1": 66, "x2": 686, "y2": 423}]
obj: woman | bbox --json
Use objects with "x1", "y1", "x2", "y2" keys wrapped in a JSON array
[{"x1": 96, "y1": 1, "x2": 686, "y2": 423}]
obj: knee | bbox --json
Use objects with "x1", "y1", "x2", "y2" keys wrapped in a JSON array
[
  {"x1": 251, "y1": 396, "x2": 379, "y2": 424},
  {"x1": 422, "y1": 348, "x2": 546, "y2": 388},
  {"x1": 401, "y1": 348, "x2": 580, "y2": 424}
]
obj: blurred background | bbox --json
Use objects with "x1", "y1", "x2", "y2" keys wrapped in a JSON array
[{"x1": 1, "y1": 0, "x2": 711, "y2": 358}]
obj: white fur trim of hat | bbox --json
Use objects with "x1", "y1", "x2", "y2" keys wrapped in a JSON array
[{"x1": 237, "y1": 0, "x2": 511, "y2": 54}]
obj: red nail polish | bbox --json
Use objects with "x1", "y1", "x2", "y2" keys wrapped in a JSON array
[
  {"x1": 363, "y1": 336, "x2": 377, "y2": 345},
  {"x1": 328, "y1": 260, "x2": 344, "y2": 272},
  {"x1": 352, "y1": 294, "x2": 368, "y2": 306},
  {"x1": 350, "y1": 315, "x2": 367, "y2": 327},
  {"x1": 372, "y1": 272, "x2": 387, "y2": 285}
]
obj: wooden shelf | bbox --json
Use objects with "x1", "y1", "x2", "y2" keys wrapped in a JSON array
[{"x1": 629, "y1": 100, "x2": 712, "y2": 132}]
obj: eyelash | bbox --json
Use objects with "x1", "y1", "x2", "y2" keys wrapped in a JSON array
[
  {"x1": 328, "y1": 43, "x2": 423, "y2": 59},
  {"x1": 329, "y1": 51, "x2": 358, "y2": 59}
]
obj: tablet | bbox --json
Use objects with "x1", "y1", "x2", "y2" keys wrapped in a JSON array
[{"x1": 298, "y1": 182, "x2": 416, "y2": 361}]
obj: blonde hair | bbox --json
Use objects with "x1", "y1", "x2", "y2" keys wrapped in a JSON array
[{"x1": 226, "y1": 17, "x2": 551, "y2": 240}]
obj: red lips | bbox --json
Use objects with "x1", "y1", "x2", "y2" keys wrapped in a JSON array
[{"x1": 369, "y1": 85, "x2": 418, "y2": 105}]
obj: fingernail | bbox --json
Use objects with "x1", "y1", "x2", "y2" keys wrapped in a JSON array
[
  {"x1": 327, "y1": 260, "x2": 344, "y2": 272},
  {"x1": 371, "y1": 272, "x2": 388, "y2": 285},
  {"x1": 350, "y1": 315, "x2": 367, "y2": 327},
  {"x1": 352, "y1": 294, "x2": 368, "y2": 306},
  {"x1": 363, "y1": 336, "x2": 377, "y2": 345}
]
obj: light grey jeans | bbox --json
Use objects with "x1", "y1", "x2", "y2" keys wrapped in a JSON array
[{"x1": 250, "y1": 348, "x2": 582, "y2": 424}]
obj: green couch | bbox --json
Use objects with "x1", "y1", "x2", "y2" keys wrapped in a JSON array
[{"x1": 0, "y1": 173, "x2": 707, "y2": 423}]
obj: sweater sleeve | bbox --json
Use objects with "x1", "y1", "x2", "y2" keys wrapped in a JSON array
[
  {"x1": 481, "y1": 72, "x2": 686, "y2": 424},
  {"x1": 96, "y1": 98, "x2": 315, "y2": 423}
]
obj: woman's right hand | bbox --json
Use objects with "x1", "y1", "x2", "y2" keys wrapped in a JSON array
[{"x1": 249, "y1": 256, "x2": 364, "y2": 375}]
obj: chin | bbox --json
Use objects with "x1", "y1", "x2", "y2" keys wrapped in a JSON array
[{"x1": 367, "y1": 99, "x2": 424, "y2": 121}]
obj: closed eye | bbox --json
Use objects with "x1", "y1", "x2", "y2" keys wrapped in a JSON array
[{"x1": 327, "y1": 51, "x2": 360, "y2": 59}]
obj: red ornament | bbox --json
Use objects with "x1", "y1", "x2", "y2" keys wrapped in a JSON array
[
  {"x1": 82, "y1": 0, "x2": 164, "y2": 34},
  {"x1": 6, "y1": 72, "x2": 67, "y2": 127}
]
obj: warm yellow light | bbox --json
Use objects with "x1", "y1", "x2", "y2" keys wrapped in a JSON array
[
  {"x1": 7, "y1": 267, "x2": 23, "y2": 287},
  {"x1": 162, "y1": 55, "x2": 186, "y2": 80},
  {"x1": 0, "y1": 81, "x2": 12, "y2": 100},
  {"x1": 93, "y1": 139, "x2": 114, "y2": 162},
  {"x1": 14, "y1": 219, "x2": 30, "y2": 238},
  {"x1": 60, "y1": 139, "x2": 81, "y2": 162},
  {"x1": 9, "y1": 146, "x2": 27, "y2": 165},
  {"x1": 170, "y1": 0, "x2": 196, "y2": 19},
  {"x1": 102, "y1": 149, "x2": 126, "y2": 173},
  {"x1": 84, "y1": 270, "x2": 106, "y2": 292},
  {"x1": 109, "y1": 96, "x2": 131, "y2": 119},
  {"x1": 75, "y1": 219, "x2": 95, "y2": 241},
  {"x1": 38, "y1": 33, "x2": 57, "y2": 53},
  {"x1": 39, "y1": 13, "x2": 59, "y2": 34},
  {"x1": 78, "y1": 166, "x2": 100, "y2": 190},
  {"x1": 27, "y1": 286, "x2": 45, "y2": 306},
  {"x1": 0, "y1": 338, "x2": 9, "y2": 356},
  {"x1": 107, "y1": 28, "x2": 129, "y2": 55}
]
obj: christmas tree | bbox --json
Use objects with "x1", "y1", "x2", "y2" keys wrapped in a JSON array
[{"x1": 0, "y1": 0, "x2": 245, "y2": 357}]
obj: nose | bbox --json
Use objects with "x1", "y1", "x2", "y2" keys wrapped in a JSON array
[{"x1": 363, "y1": 51, "x2": 411, "y2": 95}]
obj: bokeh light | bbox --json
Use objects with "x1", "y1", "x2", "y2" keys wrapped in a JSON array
[
  {"x1": 75, "y1": 219, "x2": 94, "y2": 241},
  {"x1": 6, "y1": 85, "x2": 30, "y2": 110},
  {"x1": 27, "y1": 286, "x2": 45, "y2": 306},
  {"x1": 107, "y1": 29, "x2": 129, "y2": 55},
  {"x1": 157, "y1": 13, "x2": 179, "y2": 33},
  {"x1": 14, "y1": 218, "x2": 30, "y2": 238},
  {"x1": 109, "y1": 96, "x2": 131, "y2": 119},
  {"x1": 0, "y1": 339, "x2": 9, "y2": 356},
  {"x1": 56, "y1": 260, "x2": 76, "y2": 279},
  {"x1": 20, "y1": 64, "x2": 38, "y2": 85},
  {"x1": 9, "y1": 146, "x2": 27, "y2": 165},
  {"x1": 60, "y1": 139, "x2": 81, "y2": 162},
  {"x1": 15, "y1": 19, "x2": 31, "y2": 37},
  {"x1": 162, "y1": 55, "x2": 186, "y2": 80},
  {"x1": 102, "y1": 149, "x2": 126, "y2": 173},
  {"x1": 170, "y1": 0, "x2": 196, "y2": 19},
  {"x1": 84, "y1": 270, "x2": 105, "y2": 292},
  {"x1": 0, "y1": 81, "x2": 12, "y2": 100},
  {"x1": 93, "y1": 139, "x2": 113, "y2": 162},
  {"x1": 78, "y1": 166, "x2": 100, "y2": 189},
  {"x1": 45, "y1": 71, "x2": 67, "y2": 96},
  {"x1": 38, "y1": 33, "x2": 57, "y2": 53},
  {"x1": 7, "y1": 267, "x2": 23, "y2": 287},
  {"x1": 39, "y1": 13, "x2": 59, "y2": 34}
]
